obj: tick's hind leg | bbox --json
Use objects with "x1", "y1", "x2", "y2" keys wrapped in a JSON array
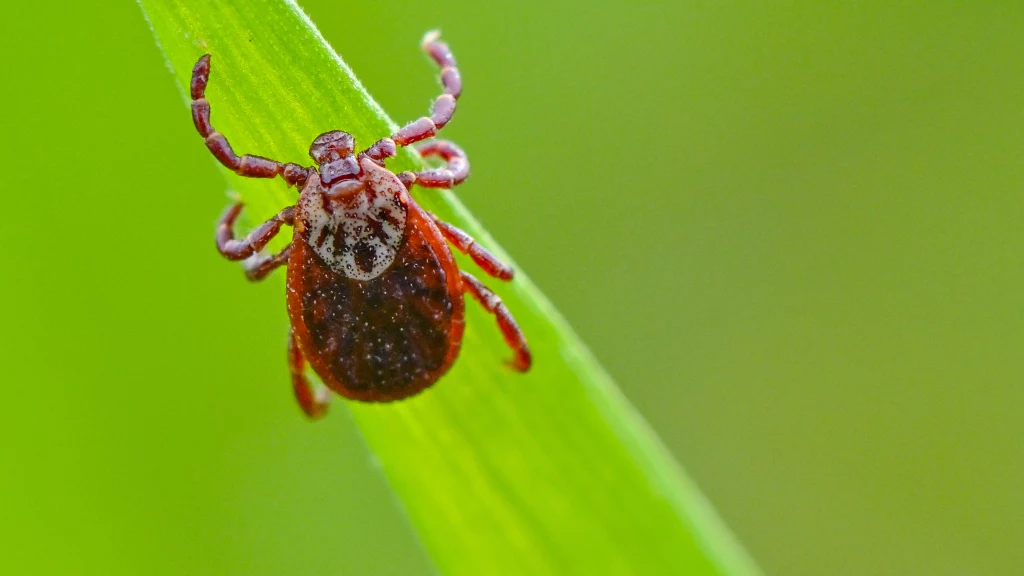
[
  {"x1": 429, "y1": 214, "x2": 512, "y2": 280},
  {"x1": 191, "y1": 55, "x2": 310, "y2": 187},
  {"x1": 398, "y1": 140, "x2": 469, "y2": 190},
  {"x1": 461, "y1": 272, "x2": 531, "y2": 372},
  {"x1": 217, "y1": 202, "x2": 295, "y2": 261},
  {"x1": 289, "y1": 329, "x2": 331, "y2": 419}
]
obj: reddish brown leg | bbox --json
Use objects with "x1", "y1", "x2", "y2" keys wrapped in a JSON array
[
  {"x1": 244, "y1": 244, "x2": 292, "y2": 281},
  {"x1": 360, "y1": 137, "x2": 397, "y2": 164},
  {"x1": 429, "y1": 213, "x2": 512, "y2": 280},
  {"x1": 389, "y1": 31, "x2": 463, "y2": 148},
  {"x1": 461, "y1": 272, "x2": 531, "y2": 371},
  {"x1": 191, "y1": 55, "x2": 311, "y2": 187},
  {"x1": 398, "y1": 140, "x2": 469, "y2": 189},
  {"x1": 216, "y1": 203, "x2": 295, "y2": 261},
  {"x1": 289, "y1": 329, "x2": 331, "y2": 420},
  {"x1": 360, "y1": 33, "x2": 464, "y2": 166}
]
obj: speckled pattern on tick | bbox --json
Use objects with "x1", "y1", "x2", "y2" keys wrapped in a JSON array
[{"x1": 189, "y1": 32, "x2": 530, "y2": 416}]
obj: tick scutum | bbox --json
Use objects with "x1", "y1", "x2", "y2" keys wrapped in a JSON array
[{"x1": 288, "y1": 203, "x2": 464, "y2": 401}]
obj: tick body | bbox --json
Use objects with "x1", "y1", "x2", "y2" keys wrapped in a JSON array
[{"x1": 191, "y1": 32, "x2": 530, "y2": 414}]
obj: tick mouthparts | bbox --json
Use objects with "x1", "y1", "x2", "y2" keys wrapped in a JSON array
[{"x1": 320, "y1": 156, "x2": 361, "y2": 185}]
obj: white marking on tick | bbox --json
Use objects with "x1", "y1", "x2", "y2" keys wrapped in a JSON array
[{"x1": 299, "y1": 161, "x2": 409, "y2": 280}]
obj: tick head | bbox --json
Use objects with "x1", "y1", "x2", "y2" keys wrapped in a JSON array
[{"x1": 311, "y1": 131, "x2": 360, "y2": 185}]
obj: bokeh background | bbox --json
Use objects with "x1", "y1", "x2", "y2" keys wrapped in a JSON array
[{"x1": 3, "y1": 1, "x2": 1023, "y2": 574}]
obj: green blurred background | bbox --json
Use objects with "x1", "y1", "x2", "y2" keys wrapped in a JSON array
[{"x1": 3, "y1": 1, "x2": 1023, "y2": 574}]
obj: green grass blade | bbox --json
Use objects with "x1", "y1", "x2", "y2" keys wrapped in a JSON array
[{"x1": 137, "y1": 1, "x2": 761, "y2": 573}]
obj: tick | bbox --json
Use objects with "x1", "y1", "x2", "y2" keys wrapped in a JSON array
[{"x1": 189, "y1": 32, "x2": 531, "y2": 416}]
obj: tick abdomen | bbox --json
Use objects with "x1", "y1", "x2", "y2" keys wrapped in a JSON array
[{"x1": 287, "y1": 203, "x2": 465, "y2": 401}]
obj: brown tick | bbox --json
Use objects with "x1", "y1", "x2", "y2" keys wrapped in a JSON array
[{"x1": 190, "y1": 32, "x2": 530, "y2": 416}]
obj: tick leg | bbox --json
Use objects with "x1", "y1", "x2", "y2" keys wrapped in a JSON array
[
  {"x1": 461, "y1": 272, "x2": 531, "y2": 372},
  {"x1": 398, "y1": 140, "x2": 470, "y2": 189},
  {"x1": 244, "y1": 244, "x2": 292, "y2": 281},
  {"x1": 359, "y1": 33, "x2": 463, "y2": 162},
  {"x1": 217, "y1": 202, "x2": 295, "y2": 261},
  {"x1": 390, "y1": 31, "x2": 463, "y2": 148},
  {"x1": 429, "y1": 213, "x2": 513, "y2": 280},
  {"x1": 289, "y1": 329, "x2": 331, "y2": 420},
  {"x1": 191, "y1": 55, "x2": 312, "y2": 187}
]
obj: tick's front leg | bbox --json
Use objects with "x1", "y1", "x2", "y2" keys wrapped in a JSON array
[
  {"x1": 363, "y1": 31, "x2": 461, "y2": 159},
  {"x1": 289, "y1": 329, "x2": 331, "y2": 420},
  {"x1": 461, "y1": 271, "x2": 531, "y2": 372},
  {"x1": 391, "y1": 31, "x2": 462, "y2": 147},
  {"x1": 216, "y1": 203, "x2": 294, "y2": 261},
  {"x1": 191, "y1": 55, "x2": 311, "y2": 187}
]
